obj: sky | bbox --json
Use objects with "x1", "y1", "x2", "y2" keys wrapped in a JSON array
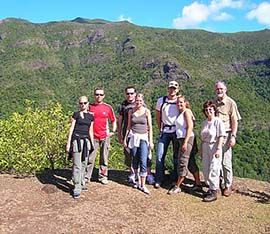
[{"x1": 0, "y1": 0, "x2": 269, "y2": 33}]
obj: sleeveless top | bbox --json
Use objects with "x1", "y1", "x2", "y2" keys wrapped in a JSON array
[
  {"x1": 175, "y1": 109, "x2": 194, "y2": 139},
  {"x1": 131, "y1": 111, "x2": 148, "y2": 134}
]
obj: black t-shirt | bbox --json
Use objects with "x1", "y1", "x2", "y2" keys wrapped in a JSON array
[
  {"x1": 118, "y1": 100, "x2": 135, "y2": 136},
  {"x1": 72, "y1": 111, "x2": 94, "y2": 137}
]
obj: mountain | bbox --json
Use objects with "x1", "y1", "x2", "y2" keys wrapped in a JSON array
[{"x1": 0, "y1": 18, "x2": 269, "y2": 180}]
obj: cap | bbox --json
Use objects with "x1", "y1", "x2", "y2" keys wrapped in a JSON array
[{"x1": 168, "y1": 81, "x2": 179, "y2": 89}]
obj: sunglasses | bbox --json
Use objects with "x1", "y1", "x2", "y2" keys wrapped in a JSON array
[
  {"x1": 95, "y1": 93, "x2": 104, "y2": 96},
  {"x1": 79, "y1": 102, "x2": 88, "y2": 105},
  {"x1": 126, "y1": 92, "x2": 135, "y2": 95}
]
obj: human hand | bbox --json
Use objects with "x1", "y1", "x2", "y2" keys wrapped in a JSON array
[
  {"x1": 149, "y1": 142, "x2": 154, "y2": 150},
  {"x1": 182, "y1": 143, "x2": 187, "y2": 152},
  {"x1": 66, "y1": 143, "x2": 70, "y2": 153},
  {"x1": 228, "y1": 136, "x2": 236, "y2": 147}
]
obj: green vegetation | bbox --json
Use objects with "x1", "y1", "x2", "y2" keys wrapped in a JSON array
[{"x1": 0, "y1": 18, "x2": 269, "y2": 180}]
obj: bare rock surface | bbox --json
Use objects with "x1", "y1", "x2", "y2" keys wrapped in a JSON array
[{"x1": 0, "y1": 170, "x2": 269, "y2": 234}]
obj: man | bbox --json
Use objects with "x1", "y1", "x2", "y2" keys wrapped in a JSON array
[
  {"x1": 85, "y1": 88, "x2": 117, "y2": 185},
  {"x1": 117, "y1": 86, "x2": 155, "y2": 184},
  {"x1": 213, "y1": 81, "x2": 241, "y2": 197},
  {"x1": 154, "y1": 81, "x2": 180, "y2": 188}
]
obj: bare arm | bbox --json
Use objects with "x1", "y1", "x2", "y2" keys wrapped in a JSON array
[
  {"x1": 182, "y1": 110, "x2": 194, "y2": 152},
  {"x1": 146, "y1": 108, "x2": 154, "y2": 149},
  {"x1": 124, "y1": 110, "x2": 132, "y2": 147},
  {"x1": 229, "y1": 119, "x2": 238, "y2": 147},
  {"x1": 66, "y1": 117, "x2": 76, "y2": 152},
  {"x1": 89, "y1": 121, "x2": 94, "y2": 145},
  {"x1": 215, "y1": 136, "x2": 224, "y2": 158}
]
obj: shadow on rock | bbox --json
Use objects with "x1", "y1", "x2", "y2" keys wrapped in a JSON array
[
  {"x1": 36, "y1": 168, "x2": 73, "y2": 194},
  {"x1": 235, "y1": 188, "x2": 270, "y2": 204}
]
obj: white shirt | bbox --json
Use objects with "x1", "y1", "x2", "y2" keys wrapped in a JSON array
[
  {"x1": 175, "y1": 109, "x2": 195, "y2": 138},
  {"x1": 156, "y1": 96, "x2": 179, "y2": 133},
  {"x1": 201, "y1": 117, "x2": 226, "y2": 143}
]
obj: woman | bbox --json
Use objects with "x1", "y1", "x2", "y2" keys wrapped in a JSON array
[
  {"x1": 200, "y1": 100, "x2": 225, "y2": 202},
  {"x1": 66, "y1": 96, "x2": 94, "y2": 199},
  {"x1": 125, "y1": 93, "x2": 154, "y2": 194},
  {"x1": 168, "y1": 95, "x2": 195, "y2": 194}
]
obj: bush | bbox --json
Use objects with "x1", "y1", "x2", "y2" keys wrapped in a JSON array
[{"x1": 0, "y1": 101, "x2": 69, "y2": 174}]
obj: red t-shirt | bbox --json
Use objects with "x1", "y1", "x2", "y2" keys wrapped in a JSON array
[{"x1": 89, "y1": 103, "x2": 116, "y2": 140}]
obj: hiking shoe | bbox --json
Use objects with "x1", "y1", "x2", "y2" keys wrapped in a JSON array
[
  {"x1": 191, "y1": 184, "x2": 203, "y2": 192},
  {"x1": 140, "y1": 186, "x2": 150, "y2": 195},
  {"x1": 100, "y1": 179, "x2": 109, "y2": 185},
  {"x1": 146, "y1": 174, "x2": 155, "y2": 185},
  {"x1": 73, "y1": 192, "x2": 80, "y2": 199},
  {"x1": 168, "y1": 186, "x2": 181, "y2": 195},
  {"x1": 154, "y1": 183, "x2": 161, "y2": 189},
  {"x1": 203, "y1": 190, "x2": 217, "y2": 202}
]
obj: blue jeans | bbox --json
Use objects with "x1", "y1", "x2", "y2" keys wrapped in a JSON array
[
  {"x1": 155, "y1": 132, "x2": 178, "y2": 184},
  {"x1": 131, "y1": 140, "x2": 148, "y2": 177}
]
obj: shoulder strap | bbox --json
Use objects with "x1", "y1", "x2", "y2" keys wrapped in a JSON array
[{"x1": 160, "y1": 96, "x2": 167, "y2": 125}]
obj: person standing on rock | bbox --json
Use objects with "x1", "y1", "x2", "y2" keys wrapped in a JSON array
[
  {"x1": 124, "y1": 93, "x2": 154, "y2": 194},
  {"x1": 66, "y1": 96, "x2": 94, "y2": 199},
  {"x1": 154, "y1": 81, "x2": 180, "y2": 188},
  {"x1": 117, "y1": 86, "x2": 155, "y2": 185},
  {"x1": 213, "y1": 81, "x2": 241, "y2": 197},
  {"x1": 200, "y1": 100, "x2": 226, "y2": 202},
  {"x1": 85, "y1": 88, "x2": 117, "y2": 185}
]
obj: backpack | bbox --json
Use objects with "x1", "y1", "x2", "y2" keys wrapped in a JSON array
[{"x1": 160, "y1": 96, "x2": 177, "y2": 130}]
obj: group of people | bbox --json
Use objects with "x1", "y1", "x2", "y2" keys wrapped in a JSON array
[{"x1": 66, "y1": 80, "x2": 241, "y2": 202}]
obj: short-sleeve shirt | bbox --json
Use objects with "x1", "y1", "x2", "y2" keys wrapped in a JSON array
[
  {"x1": 213, "y1": 96, "x2": 241, "y2": 132},
  {"x1": 201, "y1": 117, "x2": 226, "y2": 143},
  {"x1": 118, "y1": 100, "x2": 136, "y2": 136},
  {"x1": 89, "y1": 103, "x2": 116, "y2": 140},
  {"x1": 72, "y1": 111, "x2": 94, "y2": 137},
  {"x1": 156, "y1": 96, "x2": 179, "y2": 133}
]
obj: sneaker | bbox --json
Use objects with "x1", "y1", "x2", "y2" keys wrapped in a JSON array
[
  {"x1": 154, "y1": 183, "x2": 161, "y2": 189},
  {"x1": 133, "y1": 182, "x2": 141, "y2": 189},
  {"x1": 140, "y1": 186, "x2": 150, "y2": 195},
  {"x1": 73, "y1": 192, "x2": 80, "y2": 199},
  {"x1": 100, "y1": 179, "x2": 109, "y2": 185},
  {"x1": 128, "y1": 174, "x2": 136, "y2": 184},
  {"x1": 191, "y1": 184, "x2": 203, "y2": 192},
  {"x1": 146, "y1": 174, "x2": 155, "y2": 185},
  {"x1": 203, "y1": 190, "x2": 217, "y2": 202},
  {"x1": 168, "y1": 186, "x2": 181, "y2": 195}
]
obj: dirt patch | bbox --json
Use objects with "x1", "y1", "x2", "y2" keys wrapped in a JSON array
[{"x1": 0, "y1": 170, "x2": 269, "y2": 234}]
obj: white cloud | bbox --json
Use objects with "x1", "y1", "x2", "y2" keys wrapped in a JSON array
[
  {"x1": 214, "y1": 12, "x2": 233, "y2": 21},
  {"x1": 246, "y1": 2, "x2": 270, "y2": 26},
  {"x1": 173, "y1": 0, "x2": 244, "y2": 29},
  {"x1": 173, "y1": 2, "x2": 210, "y2": 28},
  {"x1": 117, "y1": 15, "x2": 132, "y2": 23}
]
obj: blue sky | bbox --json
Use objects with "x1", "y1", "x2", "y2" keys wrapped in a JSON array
[{"x1": 0, "y1": 0, "x2": 269, "y2": 33}]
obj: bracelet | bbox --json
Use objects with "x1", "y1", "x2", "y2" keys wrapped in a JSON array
[{"x1": 231, "y1": 134, "x2": 236, "y2": 138}]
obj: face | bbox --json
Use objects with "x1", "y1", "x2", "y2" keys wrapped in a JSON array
[
  {"x1": 177, "y1": 97, "x2": 186, "y2": 111},
  {"x1": 215, "y1": 82, "x2": 227, "y2": 100},
  {"x1": 125, "y1": 88, "x2": 136, "y2": 102},
  {"x1": 168, "y1": 87, "x2": 179, "y2": 97},
  {"x1": 135, "y1": 96, "x2": 144, "y2": 107},
  {"x1": 204, "y1": 106, "x2": 215, "y2": 118},
  {"x1": 94, "y1": 89, "x2": 105, "y2": 103},
  {"x1": 79, "y1": 97, "x2": 88, "y2": 110}
]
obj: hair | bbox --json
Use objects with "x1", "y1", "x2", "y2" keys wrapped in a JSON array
[
  {"x1": 177, "y1": 95, "x2": 191, "y2": 109},
  {"x1": 215, "y1": 80, "x2": 227, "y2": 89},
  {"x1": 202, "y1": 100, "x2": 217, "y2": 117},
  {"x1": 94, "y1": 87, "x2": 104, "y2": 94},
  {"x1": 79, "y1": 95, "x2": 88, "y2": 103},
  {"x1": 125, "y1": 86, "x2": 137, "y2": 93},
  {"x1": 136, "y1": 93, "x2": 144, "y2": 100}
]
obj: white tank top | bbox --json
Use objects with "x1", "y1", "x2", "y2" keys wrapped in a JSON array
[{"x1": 175, "y1": 109, "x2": 194, "y2": 138}]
